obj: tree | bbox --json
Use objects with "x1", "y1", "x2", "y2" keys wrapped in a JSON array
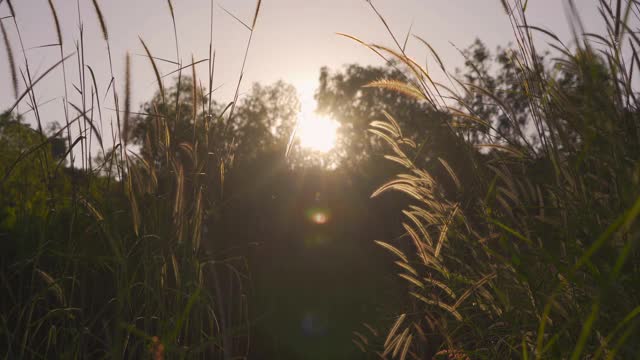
[
  {"x1": 0, "y1": 111, "x2": 70, "y2": 258},
  {"x1": 129, "y1": 77, "x2": 300, "y2": 164},
  {"x1": 315, "y1": 63, "x2": 461, "y2": 171},
  {"x1": 455, "y1": 39, "x2": 542, "y2": 147},
  {"x1": 233, "y1": 81, "x2": 299, "y2": 160}
]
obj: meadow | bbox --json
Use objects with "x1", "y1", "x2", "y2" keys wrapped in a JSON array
[{"x1": 1, "y1": 0, "x2": 639, "y2": 359}]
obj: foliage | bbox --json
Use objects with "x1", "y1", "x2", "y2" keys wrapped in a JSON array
[
  {"x1": 233, "y1": 81, "x2": 299, "y2": 160},
  {"x1": 316, "y1": 63, "x2": 455, "y2": 169},
  {"x1": 0, "y1": 112, "x2": 68, "y2": 235}
]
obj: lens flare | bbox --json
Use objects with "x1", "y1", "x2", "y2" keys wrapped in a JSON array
[
  {"x1": 312, "y1": 212, "x2": 328, "y2": 224},
  {"x1": 306, "y1": 208, "x2": 330, "y2": 225}
]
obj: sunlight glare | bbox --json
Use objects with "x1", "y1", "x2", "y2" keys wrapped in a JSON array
[
  {"x1": 311, "y1": 211, "x2": 328, "y2": 224},
  {"x1": 295, "y1": 84, "x2": 340, "y2": 153},
  {"x1": 297, "y1": 113, "x2": 339, "y2": 153},
  {"x1": 306, "y1": 207, "x2": 331, "y2": 225}
]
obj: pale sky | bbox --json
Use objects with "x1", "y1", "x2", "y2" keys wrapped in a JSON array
[{"x1": 1, "y1": 0, "x2": 603, "y2": 142}]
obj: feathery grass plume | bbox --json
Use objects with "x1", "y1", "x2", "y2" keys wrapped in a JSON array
[
  {"x1": 123, "y1": 53, "x2": 131, "y2": 147},
  {"x1": 251, "y1": 0, "x2": 262, "y2": 29},
  {"x1": 127, "y1": 173, "x2": 140, "y2": 237},
  {"x1": 354, "y1": 332, "x2": 369, "y2": 346},
  {"x1": 434, "y1": 205, "x2": 457, "y2": 258},
  {"x1": 191, "y1": 55, "x2": 198, "y2": 128},
  {"x1": 35, "y1": 269, "x2": 65, "y2": 306},
  {"x1": 398, "y1": 273, "x2": 424, "y2": 288},
  {"x1": 336, "y1": 32, "x2": 392, "y2": 64},
  {"x1": 166, "y1": 0, "x2": 179, "y2": 61},
  {"x1": 402, "y1": 211, "x2": 432, "y2": 246},
  {"x1": 91, "y1": 0, "x2": 108, "y2": 41},
  {"x1": 395, "y1": 261, "x2": 418, "y2": 276},
  {"x1": 413, "y1": 35, "x2": 446, "y2": 73},
  {"x1": 384, "y1": 314, "x2": 406, "y2": 348},
  {"x1": 166, "y1": 0, "x2": 175, "y2": 22},
  {"x1": 364, "y1": 79, "x2": 426, "y2": 101},
  {"x1": 192, "y1": 187, "x2": 203, "y2": 252},
  {"x1": 399, "y1": 334, "x2": 412, "y2": 360},
  {"x1": 371, "y1": 44, "x2": 443, "y2": 107},
  {"x1": 85, "y1": 64, "x2": 105, "y2": 149},
  {"x1": 139, "y1": 37, "x2": 165, "y2": 104},
  {"x1": 374, "y1": 240, "x2": 408, "y2": 263},
  {"x1": 0, "y1": 20, "x2": 17, "y2": 98},
  {"x1": 500, "y1": 0, "x2": 511, "y2": 14},
  {"x1": 452, "y1": 272, "x2": 497, "y2": 310},
  {"x1": 353, "y1": 337, "x2": 367, "y2": 351},
  {"x1": 410, "y1": 292, "x2": 463, "y2": 321},
  {"x1": 47, "y1": 0, "x2": 62, "y2": 46},
  {"x1": 5, "y1": 0, "x2": 15, "y2": 18},
  {"x1": 391, "y1": 327, "x2": 409, "y2": 358},
  {"x1": 437, "y1": 158, "x2": 461, "y2": 190}
]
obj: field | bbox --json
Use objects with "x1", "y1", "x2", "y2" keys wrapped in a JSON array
[{"x1": 1, "y1": 0, "x2": 639, "y2": 358}]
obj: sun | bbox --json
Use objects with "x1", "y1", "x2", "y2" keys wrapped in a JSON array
[
  {"x1": 296, "y1": 112, "x2": 339, "y2": 153},
  {"x1": 293, "y1": 81, "x2": 340, "y2": 154}
]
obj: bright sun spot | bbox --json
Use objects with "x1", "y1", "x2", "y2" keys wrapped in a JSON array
[
  {"x1": 296, "y1": 113, "x2": 339, "y2": 153},
  {"x1": 294, "y1": 81, "x2": 340, "y2": 154}
]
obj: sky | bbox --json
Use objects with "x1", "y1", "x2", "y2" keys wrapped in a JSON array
[{"x1": 0, "y1": 0, "x2": 604, "y2": 147}]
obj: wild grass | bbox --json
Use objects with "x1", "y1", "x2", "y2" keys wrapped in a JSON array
[
  {"x1": 1, "y1": 0, "x2": 261, "y2": 358},
  {"x1": 3, "y1": 0, "x2": 640, "y2": 358},
  {"x1": 355, "y1": 0, "x2": 640, "y2": 358}
]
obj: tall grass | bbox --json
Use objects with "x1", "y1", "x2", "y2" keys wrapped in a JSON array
[
  {"x1": 3, "y1": 0, "x2": 640, "y2": 358},
  {"x1": 1, "y1": 0, "x2": 262, "y2": 358},
  {"x1": 356, "y1": 0, "x2": 640, "y2": 358}
]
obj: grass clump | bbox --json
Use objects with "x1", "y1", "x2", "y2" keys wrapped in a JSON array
[
  {"x1": 357, "y1": 0, "x2": 640, "y2": 358},
  {"x1": 0, "y1": 0, "x2": 259, "y2": 358}
]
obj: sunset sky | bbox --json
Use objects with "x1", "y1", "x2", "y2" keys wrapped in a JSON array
[{"x1": 1, "y1": 0, "x2": 602, "y2": 129}]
